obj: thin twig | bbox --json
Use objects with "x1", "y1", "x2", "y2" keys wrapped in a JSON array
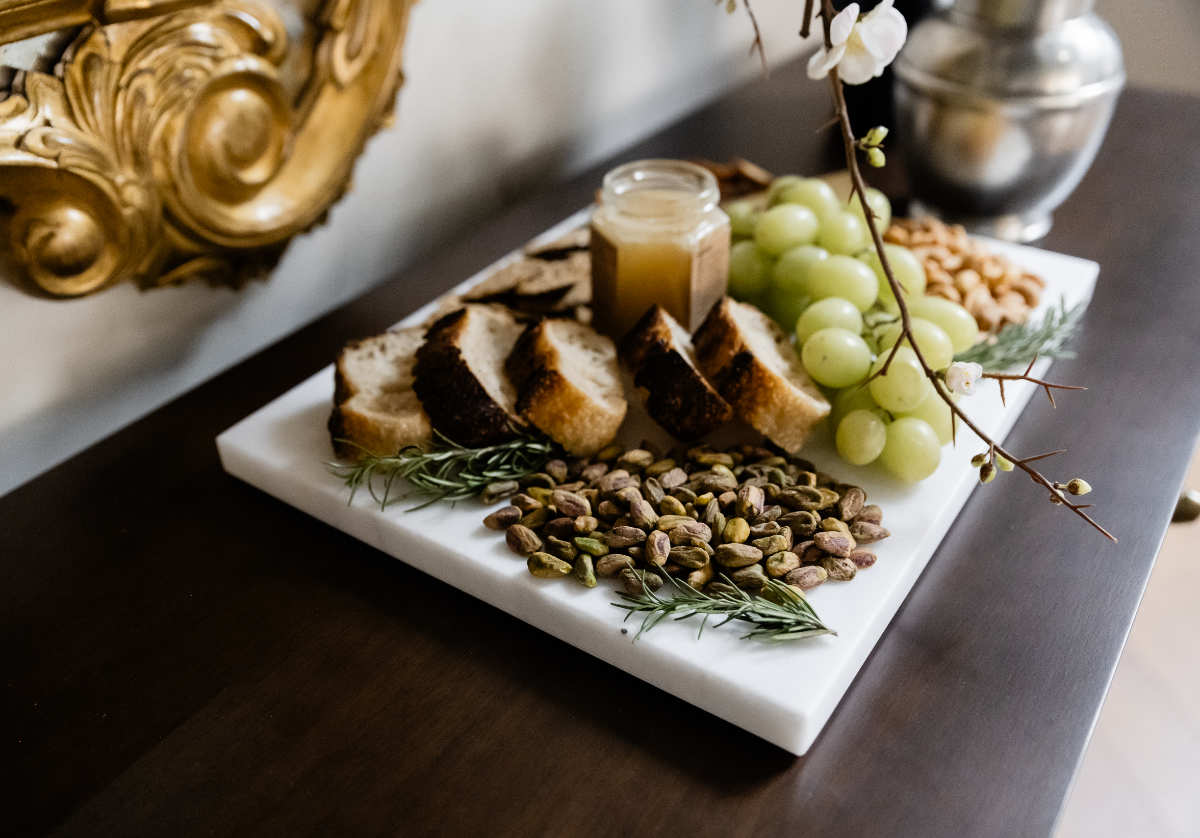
[
  {"x1": 815, "y1": 0, "x2": 1114, "y2": 541},
  {"x1": 742, "y1": 0, "x2": 769, "y2": 76}
]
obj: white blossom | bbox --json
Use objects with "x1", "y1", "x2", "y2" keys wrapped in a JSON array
[
  {"x1": 945, "y1": 361, "x2": 983, "y2": 395},
  {"x1": 806, "y1": 1, "x2": 908, "y2": 85}
]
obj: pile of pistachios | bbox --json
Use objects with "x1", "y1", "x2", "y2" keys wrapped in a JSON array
[{"x1": 481, "y1": 442, "x2": 889, "y2": 597}]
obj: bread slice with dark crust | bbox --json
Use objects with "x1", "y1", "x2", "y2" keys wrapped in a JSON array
[
  {"x1": 328, "y1": 328, "x2": 432, "y2": 459},
  {"x1": 693, "y1": 297, "x2": 830, "y2": 453},
  {"x1": 414, "y1": 304, "x2": 527, "y2": 446},
  {"x1": 507, "y1": 318, "x2": 626, "y2": 456},
  {"x1": 619, "y1": 304, "x2": 733, "y2": 441}
]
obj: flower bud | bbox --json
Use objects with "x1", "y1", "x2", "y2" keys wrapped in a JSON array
[
  {"x1": 866, "y1": 147, "x2": 886, "y2": 168},
  {"x1": 979, "y1": 462, "x2": 996, "y2": 484},
  {"x1": 1066, "y1": 478, "x2": 1092, "y2": 496},
  {"x1": 996, "y1": 454, "x2": 1014, "y2": 472},
  {"x1": 865, "y1": 125, "x2": 889, "y2": 146},
  {"x1": 970, "y1": 452, "x2": 988, "y2": 468}
]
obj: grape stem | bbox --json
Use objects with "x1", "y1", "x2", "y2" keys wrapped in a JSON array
[{"x1": 808, "y1": 0, "x2": 1115, "y2": 541}]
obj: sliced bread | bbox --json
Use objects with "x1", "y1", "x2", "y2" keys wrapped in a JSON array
[
  {"x1": 619, "y1": 304, "x2": 732, "y2": 441},
  {"x1": 328, "y1": 328, "x2": 432, "y2": 459},
  {"x1": 414, "y1": 304, "x2": 528, "y2": 446},
  {"x1": 506, "y1": 318, "x2": 627, "y2": 455},
  {"x1": 693, "y1": 297, "x2": 830, "y2": 453}
]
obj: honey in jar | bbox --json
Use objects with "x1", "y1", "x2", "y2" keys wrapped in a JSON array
[{"x1": 590, "y1": 159, "x2": 730, "y2": 338}]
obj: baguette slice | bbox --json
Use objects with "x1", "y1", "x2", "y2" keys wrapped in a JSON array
[
  {"x1": 414, "y1": 304, "x2": 528, "y2": 446},
  {"x1": 619, "y1": 304, "x2": 732, "y2": 441},
  {"x1": 506, "y1": 318, "x2": 627, "y2": 456},
  {"x1": 693, "y1": 297, "x2": 830, "y2": 453},
  {"x1": 329, "y1": 328, "x2": 432, "y2": 459}
]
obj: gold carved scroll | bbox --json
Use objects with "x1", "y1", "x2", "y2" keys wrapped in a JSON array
[{"x1": 0, "y1": 0, "x2": 417, "y2": 296}]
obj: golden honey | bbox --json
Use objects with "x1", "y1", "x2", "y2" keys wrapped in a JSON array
[{"x1": 590, "y1": 160, "x2": 730, "y2": 338}]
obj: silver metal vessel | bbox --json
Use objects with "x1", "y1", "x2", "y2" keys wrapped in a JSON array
[{"x1": 893, "y1": 0, "x2": 1124, "y2": 241}]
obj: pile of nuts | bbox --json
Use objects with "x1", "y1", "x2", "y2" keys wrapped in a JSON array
[
  {"x1": 885, "y1": 216, "x2": 1045, "y2": 333},
  {"x1": 481, "y1": 443, "x2": 889, "y2": 598}
]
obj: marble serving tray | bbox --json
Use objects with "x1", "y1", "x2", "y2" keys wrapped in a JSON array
[{"x1": 217, "y1": 207, "x2": 1098, "y2": 755}]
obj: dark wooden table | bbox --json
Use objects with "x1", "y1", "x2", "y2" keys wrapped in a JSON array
[{"x1": 6, "y1": 61, "x2": 1200, "y2": 837}]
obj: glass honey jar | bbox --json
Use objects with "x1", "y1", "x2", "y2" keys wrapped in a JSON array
[{"x1": 590, "y1": 159, "x2": 730, "y2": 338}]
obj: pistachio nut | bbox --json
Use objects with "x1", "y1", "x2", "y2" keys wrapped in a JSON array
[
  {"x1": 821, "y1": 556, "x2": 858, "y2": 581},
  {"x1": 645, "y1": 530, "x2": 671, "y2": 567},
  {"x1": 730, "y1": 563, "x2": 767, "y2": 591},
  {"x1": 552, "y1": 489, "x2": 591, "y2": 518},
  {"x1": 813, "y1": 531, "x2": 854, "y2": 557},
  {"x1": 837, "y1": 486, "x2": 867, "y2": 521},
  {"x1": 604, "y1": 526, "x2": 648, "y2": 549},
  {"x1": 528, "y1": 551, "x2": 572, "y2": 578},
  {"x1": 483, "y1": 506, "x2": 522, "y2": 530},
  {"x1": 765, "y1": 550, "x2": 801, "y2": 578},
  {"x1": 481, "y1": 480, "x2": 520, "y2": 505},
  {"x1": 595, "y1": 554, "x2": 635, "y2": 578},
  {"x1": 714, "y1": 542, "x2": 763, "y2": 568},
  {"x1": 849, "y1": 549, "x2": 877, "y2": 569},
  {"x1": 848, "y1": 521, "x2": 891, "y2": 544},
  {"x1": 505, "y1": 524, "x2": 542, "y2": 557},
  {"x1": 722, "y1": 517, "x2": 750, "y2": 544},
  {"x1": 784, "y1": 564, "x2": 828, "y2": 590},
  {"x1": 572, "y1": 554, "x2": 597, "y2": 588},
  {"x1": 669, "y1": 545, "x2": 710, "y2": 569}
]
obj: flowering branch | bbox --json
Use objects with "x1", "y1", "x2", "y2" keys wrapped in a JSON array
[
  {"x1": 983, "y1": 356, "x2": 1086, "y2": 408},
  {"x1": 810, "y1": 0, "x2": 1114, "y2": 541}
]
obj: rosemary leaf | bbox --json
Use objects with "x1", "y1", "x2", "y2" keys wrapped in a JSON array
[
  {"x1": 329, "y1": 433, "x2": 556, "y2": 510},
  {"x1": 613, "y1": 573, "x2": 835, "y2": 642},
  {"x1": 954, "y1": 298, "x2": 1083, "y2": 370}
]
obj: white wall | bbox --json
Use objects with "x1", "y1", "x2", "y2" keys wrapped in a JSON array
[{"x1": 0, "y1": 0, "x2": 811, "y2": 496}]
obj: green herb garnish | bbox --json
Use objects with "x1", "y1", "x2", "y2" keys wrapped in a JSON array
[
  {"x1": 614, "y1": 572, "x2": 835, "y2": 642},
  {"x1": 330, "y1": 432, "x2": 555, "y2": 510},
  {"x1": 954, "y1": 298, "x2": 1083, "y2": 370}
]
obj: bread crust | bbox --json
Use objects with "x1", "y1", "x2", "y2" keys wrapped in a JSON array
[
  {"x1": 507, "y1": 319, "x2": 626, "y2": 456},
  {"x1": 414, "y1": 306, "x2": 526, "y2": 447},
  {"x1": 328, "y1": 393, "x2": 432, "y2": 460},
  {"x1": 620, "y1": 305, "x2": 732, "y2": 441},
  {"x1": 693, "y1": 297, "x2": 830, "y2": 453},
  {"x1": 328, "y1": 329, "x2": 432, "y2": 459}
]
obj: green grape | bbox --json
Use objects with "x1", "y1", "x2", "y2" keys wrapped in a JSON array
[
  {"x1": 829, "y1": 385, "x2": 878, "y2": 429},
  {"x1": 725, "y1": 200, "x2": 759, "y2": 238},
  {"x1": 847, "y1": 187, "x2": 892, "y2": 231},
  {"x1": 805, "y1": 255, "x2": 878, "y2": 312},
  {"x1": 728, "y1": 240, "x2": 771, "y2": 300},
  {"x1": 801, "y1": 328, "x2": 872, "y2": 388},
  {"x1": 764, "y1": 284, "x2": 811, "y2": 332},
  {"x1": 772, "y1": 244, "x2": 828, "y2": 298},
  {"x1": 774, "y1": 178, "x2": 841, "y2": 221},
  {"x1": 767, "y1": 175, "x2": 804, "y2": 205},
  {"x1": 879, "y1": 417, "x2": 942, "y2": 483},
  {"x1": 861, "y1": 244, "x2": 926, "y2": 312},
  {"x1": 836, "y1": 409, "x2": 888, "y2": 466},
  {"x1": 868, "y1": 345, "x2": 930, "y2": 412},
  {"x1": 795, "y1": 297, "x2": 863, "y2": 344},
  {"x1": 900, "y1": 385, "x2": 956, "y2": 445},
  {"x1": 876, "y1": 317, "x2": 955, "y2": 371},
  {"x1": 754, "y1": 204, "x2": 820, "y2": 255},
  {"x1": 908, "y1": 295, "x2": 980, "y2": 353},
  {"x1": 817, "y1": 211, "x2": 868, "y2": 255}
]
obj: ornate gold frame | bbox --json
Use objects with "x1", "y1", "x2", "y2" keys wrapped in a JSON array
[{"x1": 0, "y1": 0, "x2": 417, "y2": 296}]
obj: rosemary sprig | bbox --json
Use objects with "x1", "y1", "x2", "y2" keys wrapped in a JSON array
[
  {"x1": 954, "y1": 298, "x2": 1083, "y2": 370},
  {"x1": 613, "y1": 572, "x2": 836, "y2": 642},
  {"x1": 329, "y1": 432, "x2": 556, "y2": 510}
]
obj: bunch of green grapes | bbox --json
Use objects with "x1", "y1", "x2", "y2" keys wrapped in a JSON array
[{"x1": 726, "y1": 177, "x2": 982, "y2": 484}]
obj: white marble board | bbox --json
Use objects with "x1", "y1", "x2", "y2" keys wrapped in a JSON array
[{"x1": 216, "y1": 208, "x2": 1098, "y2": 755}]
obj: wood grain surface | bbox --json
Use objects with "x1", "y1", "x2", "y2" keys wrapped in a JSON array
[{"x1": 5, "y1": 61, "x2": 1200, "y2": 837}]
